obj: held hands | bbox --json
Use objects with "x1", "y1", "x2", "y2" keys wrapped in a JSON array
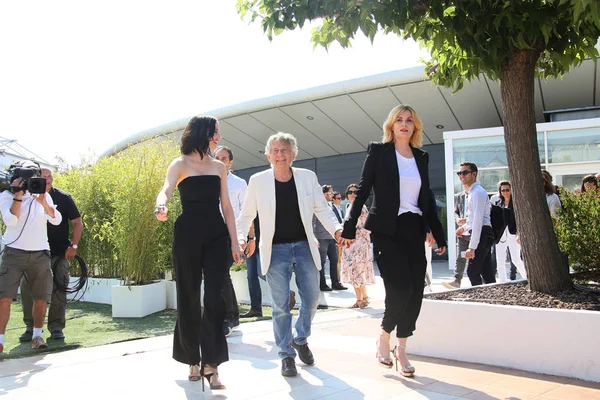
[
  {"x1": 457, "y1": 218, "x2": 466, "y2": 227},
  {"x1": 336, "y1": 230, "x2": 355, "y2": 248},
  {"x1": 455, "y1": 227, "x2": 465, "y2": 237},
  {"x1": 245, "y1": 239, "x2": 256, "y2": 257}
]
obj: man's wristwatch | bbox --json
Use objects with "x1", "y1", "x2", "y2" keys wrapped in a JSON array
[
  {"x1": 69, "y1": 244, "x2": 78, "y2": 249},
  {"x1": 248, "y1": 237, "x2": 255, "y2": 241}
]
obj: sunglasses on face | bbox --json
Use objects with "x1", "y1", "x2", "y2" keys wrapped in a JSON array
[
  {"x1": 501, "y1": 189, "x2": 511, "y2": 192},
  {"x1": 334, "y1": 197, "x2": 341, "y2": 200},
  {"x1": 456, "y1": 170, "x2": 472, "y2": 177},
  {"x1": 347, "y1": 190, "x2": 358, "y2": 195},
  {"x1": 584, "y1": 178, "x2": 596, "y2": 183}
]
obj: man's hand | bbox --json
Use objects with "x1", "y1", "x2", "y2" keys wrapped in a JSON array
[
  {"x1": 465, "y1": 248, "x2": 475, "y2": 259},
  {"x1": 457, "y1": 218, "x2": 466, "y2": 227},
  {"x1": 239, "y1": 239, "x2": 247, "y2": 252},
  {"x1": 455, "y1": 227, "x2": 465, "y2": 237},
  {"x1": 65, "y1": 246, "x2": 77, "y2": 259},
  {"x1": 334, "y1": 230, "x2": 342, "y2": 243},
  {"x1": 245, "y1": 239, "x2": 256, "y2": 257}
]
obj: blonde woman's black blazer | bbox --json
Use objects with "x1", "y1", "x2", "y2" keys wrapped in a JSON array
[{"x1": 341, "y1": 141, "x2": 446, "y2": 248}]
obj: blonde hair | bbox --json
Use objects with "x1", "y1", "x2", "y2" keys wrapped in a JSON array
[{"x1": 382, "y1": 105, "x2": 423, "y2": 148}]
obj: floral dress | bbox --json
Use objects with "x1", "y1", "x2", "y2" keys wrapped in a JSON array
[{"x1": 341, "y1": 203, "x2": 375, "y2": 287}]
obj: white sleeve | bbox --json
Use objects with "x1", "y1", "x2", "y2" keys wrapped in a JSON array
[
  {"x1": 0, "y1": 192, "x2": 18, "y2": 227},
  {"x1": 236, "y1": 176, "x2": 257, "y2": 242},
  {"x1": 45, "y1": 193, "x2": 62, "y2": 225}
]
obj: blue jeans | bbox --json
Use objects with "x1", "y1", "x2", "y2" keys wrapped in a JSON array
[
  {"x1": 245, "y1": 248, "x2": 265, "y2": 312},
  {"x1": 266, "y1": 240, "x2": 320, "y2": 360}
]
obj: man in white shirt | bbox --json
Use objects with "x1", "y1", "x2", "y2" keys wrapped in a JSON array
[
  {"x1": 0, "y1": 161, "x2": 62, "y2": 353},
  {"x1": 215, "y1": 146, "x2": 254, "y2": 335},
  {"x1": 454, "y1": 162, "x2": 495, "y2": 286}
]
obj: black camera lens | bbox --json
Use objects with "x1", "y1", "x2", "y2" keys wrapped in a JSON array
[{"x1": 27, "y1": 178, "x2": 47, "y2": 194}]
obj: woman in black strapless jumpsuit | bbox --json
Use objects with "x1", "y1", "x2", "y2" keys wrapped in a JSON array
[
  {"x1": 172, "y1": 175, "x2": 232, "y2": 370},
  {"x1": 155, "y1": 116, "x2": 241, "y2": 389}
]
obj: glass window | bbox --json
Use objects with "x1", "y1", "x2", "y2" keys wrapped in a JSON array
[
  {"x1": 547, "y1": 127, "x2": 600, "y2": 164},
  {"x1": 453, "y1": 133, "x2": 545, "y2": 169}
]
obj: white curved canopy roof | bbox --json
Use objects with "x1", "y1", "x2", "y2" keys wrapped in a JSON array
[{"x1": 102, "y1": 59, "x2": 600, "y2": 170}]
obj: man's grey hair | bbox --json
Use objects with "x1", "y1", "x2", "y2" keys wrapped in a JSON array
[{"x1": 265, "y1": 132, "x2": 298, "y2": 160}]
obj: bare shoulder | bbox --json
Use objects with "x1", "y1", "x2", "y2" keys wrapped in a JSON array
[{"x1": 212, "y1": 158, "x2": 227, "y2": 176}]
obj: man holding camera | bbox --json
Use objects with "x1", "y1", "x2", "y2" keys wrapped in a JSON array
[
  {"x1": 20, "y1": 168, "x2": 82, "y2": 342},
  {"x1": 0, "y1": 162, "x2": 62, "y2": 352}
]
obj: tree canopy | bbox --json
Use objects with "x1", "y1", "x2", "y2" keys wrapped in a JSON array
[{"x1": 237, "y1": 0, "x2": 600, "y2": 90}]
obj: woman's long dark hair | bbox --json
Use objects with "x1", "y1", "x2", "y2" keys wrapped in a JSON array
[
  {"x1": 180, "y1": 116, "x2": 217, "y2": 159},
  {"x1": 581, "y1": 174, "x2": 599, "y2": 192},
  {"x1": 498, "y1": 180, "x2": 511, "y2": 202}
]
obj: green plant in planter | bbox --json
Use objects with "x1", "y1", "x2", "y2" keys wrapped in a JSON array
[
  {"x1": 554, "y1": 188, "x2": 600, "y2": 272},
  {"x1": 54, "y1": 137, "x2": 181, "y2": 284}
]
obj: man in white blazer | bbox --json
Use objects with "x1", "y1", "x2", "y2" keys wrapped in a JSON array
[{"x1": 237, "y1": 132, "x2": 342, "y2": 377}]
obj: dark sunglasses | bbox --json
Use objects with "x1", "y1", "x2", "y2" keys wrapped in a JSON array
[
  {"x1": 456, "y1": 170, "x2": 472, "y2": 177},
  {"x1": 334, "y1": 196, "x2": 341, "y2": 200},
  {"x1": 347, "y1": 190, "x2": 358, "y2": 195},
  {"x1": 583, "y1": 178, "x2": 597, "y2": 183},
  {"x1": 501, "y1": 189, "x2": 511, "y2": 192}
]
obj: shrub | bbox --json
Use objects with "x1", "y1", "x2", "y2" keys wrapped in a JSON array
[
  {"x1": 554, "y1": 188, "x2": 600, "y2": 272},
  {"x1": 54, "y1": 137, "x2": 181, "y2": 284}
]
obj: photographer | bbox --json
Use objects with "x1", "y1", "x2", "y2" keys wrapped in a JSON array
[
  {"x1": 20, "y1": 168, "x2": 82, "y2": 342},
  {"x1": 0, "y1": 161, "x2": 62, "y2": 352}
]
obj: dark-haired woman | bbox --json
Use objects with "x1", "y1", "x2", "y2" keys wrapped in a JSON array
[
  {"x1": 155, "y1": 115, "x2": 242, "y2": 390},
  {"x1": 339, "y1": 105, "x2": 446, "y2": 378},
  {"x1": 542, "y1": 170, "x2": 561, "y2": 217},
  {"x1": 491, "y1": 181, "x2": 527, "y2": 282},
  {"x1": 581, "y1": 174, "x2": 599, "y2": 193}
]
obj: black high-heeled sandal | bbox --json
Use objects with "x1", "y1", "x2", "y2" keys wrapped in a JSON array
[
  {"x1": 375, "y1": 335, "x2": 393, "y2": 369},
  {"x1": 391, "y1": 345, "x2": 416, "y2": 377},
  {"x1": 201, "y1": 364, "x2": 226, "y2": 391}
]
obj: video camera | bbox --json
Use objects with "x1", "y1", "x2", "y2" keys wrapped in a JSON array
[{"x1": 0, "y1": 160, "x2": 47, "y2": 194}]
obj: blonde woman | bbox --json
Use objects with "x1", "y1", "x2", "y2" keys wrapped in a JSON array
[
  {"x1": 341, "y1": 183, "x2": 375, "y2": 309},
  {"x1": 340, "y1": 105, "x2": 446, "y2": 377}
]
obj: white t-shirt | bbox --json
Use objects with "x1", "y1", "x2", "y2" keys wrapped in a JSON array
[
  {"x1": 396, "y1": 151, "x2": 422, "y2": 216},
  {"x1": 0, "y1": 191, "x2": 62, "y2": 251}
]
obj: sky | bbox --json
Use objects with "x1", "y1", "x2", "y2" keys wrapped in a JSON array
[{"x1": 0, "y1": 0, "x2": 429, "y2": 166}]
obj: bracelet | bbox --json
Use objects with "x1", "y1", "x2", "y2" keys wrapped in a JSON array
[{"x1": 13, "y1": 198, "x2": 22, "y2": 202}]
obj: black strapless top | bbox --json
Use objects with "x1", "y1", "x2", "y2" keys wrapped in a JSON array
[{"x1": 177, "y1": 175, "x2": 221, "y2": 213}]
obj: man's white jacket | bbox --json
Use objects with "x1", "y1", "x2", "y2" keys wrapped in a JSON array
[{"x1": 236, "y1": 167, "x2": 342, "y2": 276}]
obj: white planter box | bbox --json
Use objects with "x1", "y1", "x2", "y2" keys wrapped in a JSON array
[
  {"x1": 67, "y1": 277, "x2": 121, "y2": 304},
  {"x1": 111, "y1": 280, "x2": 167, "y2": 318},
  {"x1": 411, "y1": 299, "x2": 600, "y2": 382},
  {"x1": 165, "y1": 280, "x2": 177, "y2": 310}
]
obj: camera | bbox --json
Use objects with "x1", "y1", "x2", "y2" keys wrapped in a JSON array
[{"x1": 3, "y1": 161, "x2": 47, "y2": 194}]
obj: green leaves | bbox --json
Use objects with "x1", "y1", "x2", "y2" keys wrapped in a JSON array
[{"x1": 236, "y1": 0, "x2": 599, "y2": 90}]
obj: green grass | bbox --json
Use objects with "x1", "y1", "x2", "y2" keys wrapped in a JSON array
[{"x1": 0, "y1": 301, "x2": 305, "y2": 360}]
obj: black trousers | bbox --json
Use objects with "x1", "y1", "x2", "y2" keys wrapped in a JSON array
[
  {"x1": 372, "y1": 212, "x2": 426, "y2": 338},
  {"x1": 172, "y1": 228, "x2": 231, "y2": 367},
  {"x1": 466, "y1": 225, "x2": 496, "y2": 286},
  {"x1": 222, "y1": 270, "x2": 239, "y2": 323}
]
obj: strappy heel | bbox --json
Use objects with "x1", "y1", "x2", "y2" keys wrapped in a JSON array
[
  {"x1": 375, "y1": 335, "x2": 393, "y2": 369},
  {"x1": 392, "y1": 345, "x2": 415, "y2": 377},
  {"x1": 201, "y1": 364, "x2": 226, "y2": 391},
  {"x1": 188, "y1": 364, "x2": 201, "y2": 382},
  {"x1": 349, "y1": 300, "x2": 362, "y2": 309},
  {"x1": 360, "y1": 297, "x2": 370, "y2": 308}
]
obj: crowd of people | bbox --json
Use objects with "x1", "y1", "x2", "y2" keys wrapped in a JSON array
[{"x1": 1, "y1": 103, "x2": 595, "y2": 390}]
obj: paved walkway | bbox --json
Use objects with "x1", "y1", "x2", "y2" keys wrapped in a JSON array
[{"x1": 1, "y1": 301, "x2": 599, "y2": 399}]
